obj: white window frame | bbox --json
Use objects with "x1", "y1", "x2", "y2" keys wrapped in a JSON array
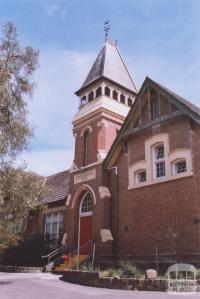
[
  {"x1": 135, "y1": 169, "x2": 147, "y2": 184},
  {"x1": 128, "y1": 134, "x2": 193, "y2": 190},
  {"x1": 173, "y1": 159, "x2": 187, "y2": 175},
  {"x1": 153, "y1": 143, "x2": 166, "y2": 179},
  {"x1": 79, "y1": 192, "x2": 93, "y2": 217},
  {"x1": 45, "y1": 212, "x2": 63, "y2": 239}
]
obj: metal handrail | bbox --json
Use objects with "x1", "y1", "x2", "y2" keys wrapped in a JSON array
[
  {"x1": 69, "y1": 239, "x2": 94, "y2": 270},
  {"x1": 42, "y1": 240, "x2": 72, "y2": 264},
  {"x1": 70, "y1": 239, "x2": 93, "y2": 257}
]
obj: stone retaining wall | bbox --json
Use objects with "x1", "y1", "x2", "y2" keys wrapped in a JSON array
[
  {"x1": 61, "y1": 270, "x2": 165, "y2": 291},
  {"x1": 0, "y1": 265, "x2": 43, "y2": 273},
  {"x1": 61, "y1": 270, "x2": 200, "y2": 291}
]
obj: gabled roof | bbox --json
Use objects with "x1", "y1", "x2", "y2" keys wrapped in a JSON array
[
  {"x1": 44, "y1": 170, "x2": 69, "y2": 204},
  {"x1": 103, "y1": 76, "x2": 200, "y2": 169},
  {"x1": 76, "y1": 39, "x2": 137, "y2": 94}
]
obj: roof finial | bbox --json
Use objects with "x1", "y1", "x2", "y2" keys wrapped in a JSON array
[{"x1": 104, "y1": 21, "x2": 111, "y2": 42}]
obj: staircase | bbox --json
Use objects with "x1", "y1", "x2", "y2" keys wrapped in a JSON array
[{"x1": 42, "y1": 240, "x2": 94, "y2": 273}]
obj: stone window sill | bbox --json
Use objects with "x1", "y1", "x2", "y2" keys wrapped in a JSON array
[{"x1": 128, "y1": 172, "x2": 193, "y2": 190}]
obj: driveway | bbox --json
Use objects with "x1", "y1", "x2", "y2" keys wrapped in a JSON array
[{"x1": 0, "y1": 272, "x2": 199, "y2": 299}]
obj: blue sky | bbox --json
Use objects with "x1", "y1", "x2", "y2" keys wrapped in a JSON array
[{"x1": 1, "y1": 0, "x2": 200, "y2": 175}]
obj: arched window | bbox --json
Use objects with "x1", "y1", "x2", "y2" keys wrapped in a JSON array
[
  {"x1": 105, "y1": 86, "x2": 110, "y2": 97},
  {"x1": 112, "y1": 90, "x2": 118, "y2": 100},
  {"x1": 83, "y1": 131, "x2": 89, "y2": 166},
  {"x1": 120, "y1": 94, "x2": 125, "y2": 104},
  {"x1": 128, "y1": 98, "x2": 132, "y2": 107},
  {"x1": 153, "y1": 143, "x2": 165, "y2": 178},
  {"x1": 173, "y1": 159, "x2": 187, "y2": 175},
  {"x1": 80, "y1": 193, "x2": 93, "y2": 215},
  {"x1": 96, "y1": 87, "x2": 102, "y2": 98},
  {"x1": 88, "y1": 91, "x2": 94, "y2": 102},
  {"x1": 135, "y1": 170, "x2": 147, "y2": 184},
  {"x1": 81, "y1": 96, "x2": 87, "y2": 106}
]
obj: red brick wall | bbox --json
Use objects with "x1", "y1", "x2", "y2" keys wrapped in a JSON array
[{"x1": 109, "y1": 115, "x2": 200, "y2": 261}]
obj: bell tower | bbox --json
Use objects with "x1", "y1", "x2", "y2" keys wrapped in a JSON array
[{"x1": 72, "y1": 38, "x2": 138, "y2": 169}]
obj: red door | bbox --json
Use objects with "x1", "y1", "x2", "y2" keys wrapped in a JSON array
[{"x1": 79, "y1": 216, "x2": 92, "y2": 254}]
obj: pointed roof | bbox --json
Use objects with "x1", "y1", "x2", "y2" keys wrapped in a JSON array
[
  {"x1": 76, "y1": 39, "x2": 137, "y2": 95},
  {"x1": 103, "y1": 76, "x2": 200, "y2": 169}
]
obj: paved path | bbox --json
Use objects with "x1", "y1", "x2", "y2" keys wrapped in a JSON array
[{"x1": 0, "y1": 272, "x2": 199, "y2": 299}]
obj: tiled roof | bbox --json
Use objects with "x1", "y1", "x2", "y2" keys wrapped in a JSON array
[
  {"x1": 78, "y1": 39, "x2": 137, "y2": 94},
  {"x1": 44, "y1": 170, "x2": 69, "y2": 204}
]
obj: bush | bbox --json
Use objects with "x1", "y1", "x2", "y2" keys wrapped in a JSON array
[
  {"x1": 119, "y1": 261, "x2": 143, "y2": 278},
  {"x1": 1, "y1": 233, "x2": 51, "y2": 267}
]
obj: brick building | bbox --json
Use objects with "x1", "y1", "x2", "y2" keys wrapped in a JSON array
[{"x1": 38, "y1": 38, "x2": 200, "y2": 266}]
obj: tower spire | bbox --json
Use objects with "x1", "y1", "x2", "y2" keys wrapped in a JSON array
[{"x1": 104, "y1": 21, "x2": 111, "y2": 43}]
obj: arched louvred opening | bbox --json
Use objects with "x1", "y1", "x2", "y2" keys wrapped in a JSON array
[
  {"x1": 128, "y1": 97, "x2": 132, "y2": 107},
  {"x1": 150, "y1": 89, "x2": 160, "y2": 120},
  {"x1": 105, "y1": 86, "x2": 110, "y2": 97},
  {"x1": 81, "y1": 96, "x2": 87, "y2": 106},
  {"x1": 120, "y1": 94, "x2": 125, "y2": 104},
  {"x1": 83, "y1": 130, "x2": 89, "y2": 166},
  {"x1": 88, "y1": 91, "x2": 94, "y2": 102},
  {"x1": 112, "y1": 90, "x2": 118, "y2": 100},
  {"x1": 96, "y1": 87, "x2": 102, "y2": 98}
]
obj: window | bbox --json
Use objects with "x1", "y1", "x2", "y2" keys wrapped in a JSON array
[
  {"x1": 96, "y1": 87, "x2": 102, "y2": 98},
  {"x1": 120, "y1": 94, "x2": 125, "y2": 104},
  {"x1": 45, "y1": 212, "x2": 63, "y2": 241},
  {"x1": 80, "y1": 193, "x2": 92, "y2": 214},
  {"x1": 88, "y1": 91, "x2": 94, "y2": 102},
  {"x1": 81, "y1": 96, "x2": 87, "y2": 106},
  {"x1": 128, "y1": 98, "x2": 132, "y2": 107},
  {"x1": 113, "y1": 90, "x2": 118, "y2": 100},
  {"x1": 151, "y1": 91, "x2": 160, "y2": 120},
  {"x1": 105, "y1": 86, "x2": 110, "y2": 96},
  {"x1": 154, "y1": 144, "x2": 165, "y2": 178},
  {"x1": 83, "y1": 131, "x2": 89, "y2": 166},
  {"x1": 135, "y1": 170, "x2": 146, "y2": 184},
  {"x1": 174, "y1": 160, "x2": 187, "y2": 174}
]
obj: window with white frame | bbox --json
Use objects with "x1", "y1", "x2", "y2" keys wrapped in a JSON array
[
  {"x1": 174, "y1": 159, "x2": 187, "y2": 175},
  {"x1": 154, "y1": 144, "x2": 165, "y2": 178},
  {"x1": 45, "y1": 212, "x2": 63, "y2": 240},
  {"x1": 80, "y1": 193, "x2": 93, "y2": 216},
  {"x1": 135, "y1": 170, "x2": 147, "y2": 184}
]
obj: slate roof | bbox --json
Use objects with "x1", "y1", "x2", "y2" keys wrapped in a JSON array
[
  {"x1": 76, "y1": 39, "x2": 137, "y2": 94},
  {"x1": 44, "y1": 170, "x2": 69, "y2": 204}
]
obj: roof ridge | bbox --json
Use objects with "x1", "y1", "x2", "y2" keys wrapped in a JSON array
[{"x1": 47, "y1": 169, "x2": 69, "y2": 179}]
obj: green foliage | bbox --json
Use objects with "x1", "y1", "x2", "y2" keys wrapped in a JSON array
[
  {"x1": 119, "y1": 261, "x2": 143, "y2": 278},
  {"x1": 1, "y1": 233, "x2": 50, "y2": 266},
  {"x1": 0, "y1": 22, "x2": 38, "y2": 159},
  {"x1": 79, "y1": 261, "x2": 100, "y2": 273},
  {"x1": 0, "y1": 22, "x2": 46, "y2": 250}
]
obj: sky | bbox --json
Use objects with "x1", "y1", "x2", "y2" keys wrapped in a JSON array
[{"x1": 0, "y1": 0, "x2": 200, "y2": 176}]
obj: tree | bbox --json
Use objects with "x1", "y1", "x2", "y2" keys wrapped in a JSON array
[{"x1": 0, "y1": 22, "x2": 45, "y2": 249}]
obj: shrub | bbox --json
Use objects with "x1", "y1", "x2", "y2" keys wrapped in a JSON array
[
  {"x1": 1, "y1": 233, "x2": 51, "y2": 267},
  {"x1": 119, "y1": 261, "x2": 143, "y2": 278}
]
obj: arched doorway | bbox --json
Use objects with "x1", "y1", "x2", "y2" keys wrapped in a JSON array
[{"x1": 78, "y1": 192, "x2": 93, "y2": 254}]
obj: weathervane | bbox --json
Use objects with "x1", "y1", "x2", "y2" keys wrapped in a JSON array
[{"x1": 104, "y1": 21, "x2": 111, "y2": 42}]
